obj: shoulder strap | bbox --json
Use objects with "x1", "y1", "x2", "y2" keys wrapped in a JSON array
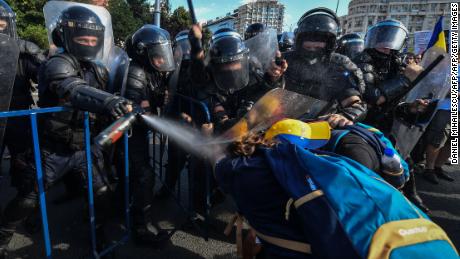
[{"x1": 250, "y1": 225, "x2": 312, "y2": 254}]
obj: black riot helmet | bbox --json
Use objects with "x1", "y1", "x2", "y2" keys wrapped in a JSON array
[
  {"x1": 0, "y1": 0, "x2": 17, "y2": 39},
  {"x1": 208, "y1": 29, "x2": 249, "y2": 94},
  {"x1": 295, "y1": 7, "x2": 339, "y2": 61},
  {"x1": 174, "y1": 29, "x2": 191, "y2": 61},
  {"x1": 55, "y1": 6, "x2": 105, "y2": 62},
  {"x1": 130, "y1": 24, "x2": 175, "y2": 72},
  {"x1": 336, "y1": 33, "x2": 364, "y2": 59},
  {"x1": 244, "y1": 23, "x2": 267, "y2": 40},
  {"x1": 365, "y1": 19, "x2": 408, "y2": 54}
]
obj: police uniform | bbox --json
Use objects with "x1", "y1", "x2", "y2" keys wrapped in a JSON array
[
  {"x1": 353, "y1": 19, "x2": 430, "y2": 212},
  {"x1": 354, "y1": 48, "x2": 410, "y2": 133},
  {"x1": 3, "y1": 40, "x2": 45, "y2": 188},
  {"x1": 0, "y1": 6, "x2": 131, "y2": 256},
  {"x1": 123, "y1": 24, "x2": 174, "y2": 245}
]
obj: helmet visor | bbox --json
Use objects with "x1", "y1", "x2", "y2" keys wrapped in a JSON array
[
  {"x1": 63, "y1": 22, "x2": 105, "y2": 61},
  {"x1": 174, "y1": 39, "x2": 191, "y2": 60},
  {"x1": 147, "y1": 42, "x2": 176, "y2": 72},
  {"x1": 44, "y1": 1, "x2": 114, "y2": 65},
  {"x1": 365, "y1": 23, "x2": 407, "y2": 51},
  {"x1": 343, "y1": 40, "x2": 364, "y2": 58},
  {"x1": 0, "y1": 16, "x2": 16, "y2": 39},
  {"x1": 211, "y1": 55, "x2": 249, "y2": 94}
]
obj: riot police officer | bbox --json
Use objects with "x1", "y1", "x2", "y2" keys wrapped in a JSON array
[
  {"x1": 0, "y1": 6, "x2": 132, "y2": 258},
  {"x1": 353, "y1": 19, "x2": 421, "y2": 132},
  {"x1": 336, "y1": 33, "x2": 364, "y2": 60},
  {"x1": 353, "y1": 19, "x2": 428, "y2": 212},
  {"x1": 123, "y1": 24, "x2": 174, "y2": 246},
  {"x1": 158, "y1": 30, "x2": 194, "y2": 199},
  {"x1": 189, "y1": 26, "x2": 286, "y2": 133},
  {"x1": 185, "y1": 25, "x2": 286, "y2": 215},
  {"x1": 272, "y1": 8, "x2": 383, "y2": 173},
  {"x1": 0, "y1": 0, "x2": 46, "y2": 198},
  {"x1": 280, "y1": 8, "x2": 366, "y2": 127}
]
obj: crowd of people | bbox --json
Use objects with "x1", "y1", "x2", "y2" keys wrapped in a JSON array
[{"x1": 0, "y1": 1, "x2": 456, "y2": 258}]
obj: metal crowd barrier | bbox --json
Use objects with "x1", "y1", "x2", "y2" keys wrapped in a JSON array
[
  {"x1": 151, "y1": 93, "x2": 213, "y2": 240},
  {"x1": 0, "y1": 107, "x2": 131, "y2": 259}
]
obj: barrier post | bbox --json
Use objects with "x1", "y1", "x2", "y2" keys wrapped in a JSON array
[
  {"x1": 30, "y1": 113, "x2": 52, "y2": 259},
  {"x1": 83, "y1": 112, "x2": 98, "y2": 258},
  {"x1": 124, "y1": 132, "x2": 131, "y2": 235},
  {"x1": 0, "y1": 107, "x2": 132, "y2": 258}
]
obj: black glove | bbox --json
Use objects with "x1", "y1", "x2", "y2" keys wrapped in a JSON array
[
  {"x1": 104, "y1": 96, "x2": 132, "y2": 118},
  {"x1": 237, "y1": 100, "x2": 254, "y2": 118}
]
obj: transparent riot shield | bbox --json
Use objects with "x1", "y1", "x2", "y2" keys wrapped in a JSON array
[
  {"x1": 244, "y1": 28, "x2": 279, "y2": 73},
  {"x1": 391, "y1": 47, "x2": 450, "y2": 159},
  {"x1": 223, "y1": 88, "x2": 328, "y2": 140},
  {"x1": 43, "y1": 1, "x2": 114, "y2": 65},
  {"x1": 0, "y1": 34, "x2": 20, "y2": 148}
]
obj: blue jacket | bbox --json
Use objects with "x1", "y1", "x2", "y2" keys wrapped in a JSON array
[{"x1": 215, "y1": 144, "x2": 360, "y2": 258}]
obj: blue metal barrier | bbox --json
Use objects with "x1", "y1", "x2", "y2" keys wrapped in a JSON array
[
  {"x1": 0, "y1": 107, "x2": 131, "y2": 259},
  {"x1": 152, "y1": 93, "x2": 213, "y2": 240}
]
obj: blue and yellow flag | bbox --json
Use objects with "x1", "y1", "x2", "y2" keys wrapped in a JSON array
[
  {"x1": 265, "y1": 119, "x2": 331, "y2": 149},
  {"x1": 426, "y1": 16, "x2": 447, "y2": 52}
]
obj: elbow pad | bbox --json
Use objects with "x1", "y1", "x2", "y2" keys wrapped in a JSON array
[{"x1": 69, "y1": 84, "x2": 121, "y2": 114}]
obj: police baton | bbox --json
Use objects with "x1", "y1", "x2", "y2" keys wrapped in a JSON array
[
  {"x1": 382, "y1": 54, "x2": 445, "y2": 119},
  {"x1": 187, "y1": 0, "x2": 198, "y2": 24},
  {"x1": 392, "y1": 54, "x2": 445, "y2": 104}
]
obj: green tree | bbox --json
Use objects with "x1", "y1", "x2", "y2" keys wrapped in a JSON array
[
  {"x1": 127, "y1": 0, "x2": 152, "y2": 24},
  {"x1": 109, "y1": 0, "x2": 141, "y2": 44},
  {"x1": 166, "y1": 6, "x2": 191, "y2": 38},
  {"x1": 7, "y1": 0, "x2": 48, "y2": 48},
  {"x1": 160, "y1": 0, "x2": 171, "y2": 25}
]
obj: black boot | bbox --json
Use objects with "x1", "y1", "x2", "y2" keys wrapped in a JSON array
[
  {"x1": 0, "y1": 195, "x2": 38, "y2": 259},
  {"x1": 423, "y1": 169, "x2": 440, "y2": 184},
  {"x1": 0, "y1": 223, "x2": 14, "y2": 259},
  {"x1": 133, "y1": 222, "x2": 171, "y2": 248},
  {"x1": 0, "y1": 248, "x2": 7, "y2": 259},
  {"x1": 23, "y1": 209, "x2": 41, "y2": 234},
  {"x1": 53, "y1": 173, "x2": 82, "y2": 204},
  {"x1": 435, "y1": 167, "x2": 454, "y2": 182},
  {"x1": 403, "y1": 171, "x2": 430, "y2": 213},
  {"x1": 155, "y1": 185, "x2": 171, "y2": 200}
]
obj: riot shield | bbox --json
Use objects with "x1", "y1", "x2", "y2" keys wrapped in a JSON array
[
  {"x1": 43, "y1": 1, "x2": 114, "y2": 65},
  {"x1": 167, "y1": 43, "x2": 184, "y2": 94},
  {"x1": 223, "y1": 88, "x2": 328, "y2": 140},
  {"x1": 391, "y1": 47, "x2": 450, "y2": 159},
  {"x1": 106, "y1": 46, "x2": 130, "y2": 95},
  {"x1": 0, "y1": 34, "x2": 20, "y2": 148},
  {"x1": 244, "y1": 28, "x2": 279, "y2": 73}
]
